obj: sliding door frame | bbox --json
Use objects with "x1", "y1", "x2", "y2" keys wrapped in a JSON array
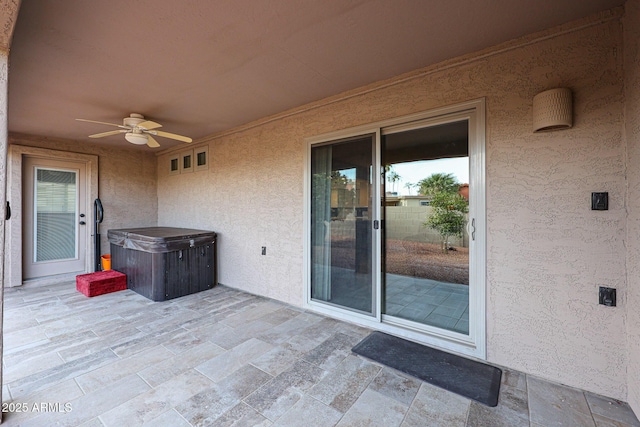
[{"x1": 303, "y1": 98, "x2": 486, "y2": 359}]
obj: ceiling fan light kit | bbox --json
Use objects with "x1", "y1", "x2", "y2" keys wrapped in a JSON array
[
  {"x1": 76, "y1": 113, "x2": 192, "y2": 148},
  {"x1": 124, "y1": 132, "x2": 149, "y2": 145}
]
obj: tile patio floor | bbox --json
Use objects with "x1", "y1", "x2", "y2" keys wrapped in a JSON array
[
  {"x1": 2, "y1": 282, "x2": 639, "y2": 426},
  {"x1": 385, "y1": 273, "x2": 469, "y2": 334},
  {"x1": 318, "y1": 269, "x2": 469, "y2": 334}
]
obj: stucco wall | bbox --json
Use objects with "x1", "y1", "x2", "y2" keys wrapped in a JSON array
[
  {"x1": 624, "y1": 0, "x2": 640, "y2": 415},
  {"x1": 158, "y1": 118, "x2": 305, "y2": 304},
  {"x1": 487, "y1": 20, "x2": 627, "y2": 402},
  {"x1": 158, "y1": 10, "x2": 628, "y2": 399},
  {"x1": 7, "y1": 134, "x2": 158, "y2": 285},
  {"x1": 0, "y1": 48, "x2": 9, "y2": 424}
]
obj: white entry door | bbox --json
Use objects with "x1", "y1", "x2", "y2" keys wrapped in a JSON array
[{"x1": 23, "y1": 157, "x2": 88, "y2": 279}]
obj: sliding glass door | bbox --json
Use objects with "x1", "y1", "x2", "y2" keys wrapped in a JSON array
[
  {"x1": 307, "y1": 100, "x2": 485, "y2": 357},
  {"x1": 382, "y1": 120, "x2": 470, "y2": 335},
  {"x1": 310, "y1": 134, "x2": 375, "y2": 314}
]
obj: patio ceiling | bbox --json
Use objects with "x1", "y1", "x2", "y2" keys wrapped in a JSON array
[{"x1": 7, "y1": 0, "x2": 625, "y2": 149}]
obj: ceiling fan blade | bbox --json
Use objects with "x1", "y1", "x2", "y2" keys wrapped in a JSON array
[
  {"x1": 76, "y1": 118, "x2": 129, "y2": 130},
  {"x1": 152, "y1": 130, "x2": 192, "y2": 143},
  {"x1": 88, "y1": 130, "x2": 127, "y2": 138},
  {"x1": 138, "y1": 120, "x2": 162, "y2": 130},
  {"x1": 146, "y1": 135, "x2": 161, "y2": 148}
]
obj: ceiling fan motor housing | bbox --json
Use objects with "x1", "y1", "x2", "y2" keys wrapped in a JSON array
[{"x1": 123, "y1": 113, "x2": 145, "y2": 128}]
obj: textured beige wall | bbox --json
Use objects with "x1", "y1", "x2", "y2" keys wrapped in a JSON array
[
  {"x1": 158, "y1": 11, "x2": 628, "y2": 399},
  {"x1": 624, "y1": 0, "x2": 640, "y2": 415},
  {"x1": 158, "y1": 117, "x2": 305, "y2": 304},
  {"x1": 0, "y1": 49, "x2": 9, "y2": 424},
  {"x1": 486, "y1": 20, "x2": 627, "y2": 400},
  {"x1": 0, "y1": 0, "x2": 20, "y2": 53},
  {"x1": 7, "y1": 134, "x2": 158, "y2": 283},
  {"x1": 1, "y1": 3, "x2": 21, "y2": 420}
]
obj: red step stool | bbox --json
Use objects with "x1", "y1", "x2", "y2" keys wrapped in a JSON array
[{"x1": 76, "y1": 270, "x2": 127, "y2": 297}]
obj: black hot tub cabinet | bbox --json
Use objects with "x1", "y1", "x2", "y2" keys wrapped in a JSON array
[{"x1": 108, "y1": 227, "x2": 217, "y2": 301}]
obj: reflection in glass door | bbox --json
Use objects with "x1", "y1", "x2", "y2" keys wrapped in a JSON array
[
  {"x1": 310, "y1": 135, "x2": 375, "y2": 314},
  {"x1": 382, "y1": 120, "x2": 470, "y2": 335}
]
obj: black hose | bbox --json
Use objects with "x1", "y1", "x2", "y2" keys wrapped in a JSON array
[{"x1": 94, "y1": 199, "x2": 104, "y2": 271}]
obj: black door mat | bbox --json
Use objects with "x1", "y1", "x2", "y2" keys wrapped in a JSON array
[{"x1": 352, "y1": 331, "x2": 502, "y2": 407}]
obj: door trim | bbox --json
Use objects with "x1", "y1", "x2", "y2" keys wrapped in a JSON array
[
  {"x1": 6, "y1": 145, "x2": 98, "y2": 287},
  {"x1": 303, "y1": 99, "x2": 486, "y2": 359}
]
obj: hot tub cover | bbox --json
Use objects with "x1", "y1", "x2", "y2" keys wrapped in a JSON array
[{"x1": 108, "y1": 227, "x2": 217, "y2": 253}]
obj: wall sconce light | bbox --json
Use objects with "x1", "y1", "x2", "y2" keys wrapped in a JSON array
[{"x1": 532, "y1": 88, "x2": 573, "y2": 132}]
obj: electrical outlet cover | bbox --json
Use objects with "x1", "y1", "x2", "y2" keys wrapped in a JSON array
[
  {"x1": 599, "y1": 286, "x2": 616, "y2": 306},
  {"x1": 592, "y1": 192, "x2": 608, "y2": 210}
]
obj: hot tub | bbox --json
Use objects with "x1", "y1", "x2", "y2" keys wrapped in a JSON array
[{"x1": 108, "y1": 227, "x2": 217, "y2": 301}]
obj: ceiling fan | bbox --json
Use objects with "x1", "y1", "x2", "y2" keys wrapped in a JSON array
[{"x1": 76, "y1": 113, "x2": 192, "y2": 148}]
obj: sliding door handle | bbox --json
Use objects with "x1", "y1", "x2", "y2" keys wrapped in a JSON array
[{"x1": 471, "y1": 218, "x2": 476, "y2": 241}]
